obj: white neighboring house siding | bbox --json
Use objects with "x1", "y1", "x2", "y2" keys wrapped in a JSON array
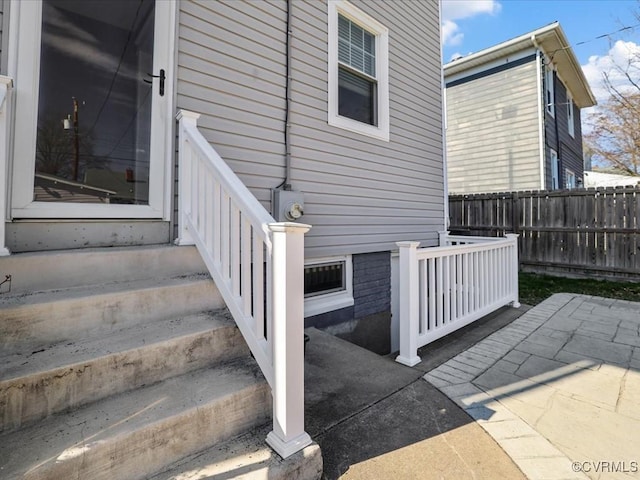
[
  {"x1": 176, "y1": 0, "x2": 445, "y2": 258},
  {"x1": 446, "y1": 55, "x2": 541, "y2": 194}
]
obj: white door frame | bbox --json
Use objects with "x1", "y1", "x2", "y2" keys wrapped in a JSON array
[{"x1": 7, "y1": 0, "x2": 176, "y2": 220}]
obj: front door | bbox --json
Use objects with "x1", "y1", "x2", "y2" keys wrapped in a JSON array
[{"x1": 10, "y1": 0, "x2": 175, "y2": 219}]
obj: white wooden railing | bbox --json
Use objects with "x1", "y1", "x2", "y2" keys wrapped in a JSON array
[
  {"x1": 396, "y1": 232, "x2": 520, "y2": 367},
  {"x1": 176, "y1": 110, "x2": 312, "y2": 458},
  {"x1": 0, "y1": 76, "x2": 14, "y2": 256}
]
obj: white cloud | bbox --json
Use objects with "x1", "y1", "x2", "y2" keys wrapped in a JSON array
[
  {"x1": 441, "y1": 0, "x2": 502, "y2": 21},
  {"x1": 581, "y1": 40, "x2": 640, "y2": 129},
  {"x1": 440, "y1": 0, "x2": 501, "y2": 46},
  {"x1": 442, "y1": 20, "x2": 464, "y2": 46}
]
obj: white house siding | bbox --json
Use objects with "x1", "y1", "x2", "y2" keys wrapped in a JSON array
[
  {"x1": 446, "y1": 58, "x2": 541, "y2": 194},
  {"x1": 176, "y1": 0, "x2": 445, "y2": 258}
]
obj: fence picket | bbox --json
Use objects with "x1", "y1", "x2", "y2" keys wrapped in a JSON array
[{"x1": 450, "y1": 187, "x2": 640, "y2": 280}]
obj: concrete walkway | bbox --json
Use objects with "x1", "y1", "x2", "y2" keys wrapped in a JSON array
[
  {"x1": 305, "y1": 307, "x2": 529, "y2": 479},
  {"x1": 424, "y1": 293, "x2": 640, "y2": 480}
]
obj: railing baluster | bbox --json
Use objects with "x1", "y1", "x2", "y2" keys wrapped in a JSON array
[
  {"x1": 242, "y1": 218, "x2": 252, "y2": 316},
  {"x1": 428, "y1": 258, "x2": 435, "y2": 333},
  {"x1": 253, "y1": 233, "x2": 265, "y2": 339},
  {"x1": 456, "y1": 253, "x2": 463, "y2": 319},
  {"x1": 419, "y1": 258, "x2": 427, "y2": 335},
  {"x1": 213, "y1": 181, "x2": 221, "y2": 266},
  {"x1": 231, "y1": 203, "x2": 241, "y2": 297},
  {"x1": 436, "y1": 256, "x2": 443, "y2": 328},
  {"x1": 221, "y1": 190, "x2": 230, "y2": 282},
  {"x1": 443, "y1": 255, "x2": 450, "y2": 324}
]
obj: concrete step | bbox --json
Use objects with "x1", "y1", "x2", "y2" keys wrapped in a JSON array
[
  {"x1": 0, "y1": 274, "x2": 224, "y2": 350},
  {"x1": 0, "y1": 358, "x2": 271, "y2": 480},
  {"x1": 0, "y1": 245, "x2": 208, "y2": 295},
  {"x1": 150, "y1": 423, "x2": 323, "y2": 480},
  {"x1": 0, "y1": 309, "x2": 249, "y2": 433}
]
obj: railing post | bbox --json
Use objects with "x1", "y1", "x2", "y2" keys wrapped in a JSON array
[
  {"x1": 175, "y1": 110, "x2": 200, "y2": 246},
  {"x1": 266, "y1": 221, "x2": 312, "y2": 459},
  {"x1": 506, "y1": 234, "x2": 521, "y2": 308},
  {"x1": 0, "y1": 76, "x2": 14, "y2": 256},
  {"x1": 439, "y1": 230, "x2": 450, "y2": 247},
  {"x1": 395, "y1": 241, "x2": 421, "y2": 367}
]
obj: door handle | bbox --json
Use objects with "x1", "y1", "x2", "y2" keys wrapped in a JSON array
[{"x1": 144, "y1": 69, "x2": 165, "y2": 96}]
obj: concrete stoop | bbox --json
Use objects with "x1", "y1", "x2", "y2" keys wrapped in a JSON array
[{"x1": 0, "y1": 246, "x2": 320, "y2": 480}]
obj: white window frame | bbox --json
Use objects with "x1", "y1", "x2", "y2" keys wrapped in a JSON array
[
  {"x1": 304, "y1": 255, "x2": 354, "y2": 318},
  {"x1": 550, "y1": 148, "x2": 559, "y2": 189},
  {"x1": 328, "y1": 0, "x2": 389, "y2": 142},
  {"x1": 567, "y1": 93, "x2": 575, "y2": 137},
  {"x1": 545, "y1": 64, "x2": 555, "y2": 117},
  {"x1": 566, "y1": 169, "x2": 576, "y2": 189}
]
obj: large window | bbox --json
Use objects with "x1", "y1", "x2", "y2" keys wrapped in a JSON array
[{"x1": 328, "y1": 1, "x2": 389, "y2": 141}]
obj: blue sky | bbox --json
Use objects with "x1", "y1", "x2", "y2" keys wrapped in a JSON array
[{"x1": 441, "y1": 0, "x2": 640, "y2": 109}]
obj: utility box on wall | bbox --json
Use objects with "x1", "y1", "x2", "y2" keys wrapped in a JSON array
[{"x1": 272, "y1": 189, "x2": 304, "y2": 222}]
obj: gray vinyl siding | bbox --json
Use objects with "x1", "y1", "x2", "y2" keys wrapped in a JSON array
[
  {"x1": 544, "y1": 74, "x2": 585, "y2": 188},
  {"x1": 176, "y1": 0, "x2": 288, "y2": 209},
  {"x1": 176, "y1": 0, "x2": 445, "y2": 258},
  {"x1": 446, "y1": 58, "x2": 542, "y2": 194},
  {"x1": 291, "y1": 0, "x2": 444, "y2": 257}
]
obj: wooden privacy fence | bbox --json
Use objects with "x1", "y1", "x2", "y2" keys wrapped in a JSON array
[{"x1": 449, "y1": 187, "x2": 640, "y2": 280}]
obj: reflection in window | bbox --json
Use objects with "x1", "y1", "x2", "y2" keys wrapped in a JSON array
[
  {"x1": 35, "y1": 0, "x2": 154, "y2": 204},
  {"x1": 337, "y1": 13, "x2": 377, "y2": 126}
]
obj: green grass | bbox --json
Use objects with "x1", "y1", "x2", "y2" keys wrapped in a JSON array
[{"x1": 519, "y1": 272, "x2": 640, "y2": 306}]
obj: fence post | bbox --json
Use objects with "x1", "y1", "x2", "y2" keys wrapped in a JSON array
[
  {"x1": 266, "y1": 222, "x2": 313, "y2": 458},
  {"x1": 0, "y1": 76, "x2": 13, "y2": 256},
  {"x1": 505, "y1": 234, "x2": 521, "y2": 308},
  {"x1": 439, "y1": 230, "x2": 450, "y2": 247},
  {"x1": 395, "y1": 241, "x2": 421, "y2": 367},
  {"x1": 175, "y1": 110, "x2": 200, "y2": 246}
]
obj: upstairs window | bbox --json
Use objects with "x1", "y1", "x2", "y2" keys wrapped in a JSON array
[
  {"x1": 567, "y1": 93, "x2": 575, "y2": 137},
  {"x1": 328, "y1": 1, "x2": 389, "y2": 141},
  {"x1": 545, "y1": 65, "x2": 555, "y2": 117},
  {"x1": 338, "y1": 14, "x2": 377, "y2": 125}
]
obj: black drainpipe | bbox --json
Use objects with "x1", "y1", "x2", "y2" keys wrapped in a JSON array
[{"x1": 277, "y1": 0, "x2": 293, "y2": 191}]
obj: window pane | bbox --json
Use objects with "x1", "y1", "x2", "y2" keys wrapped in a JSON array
[
  {"x1": 35, "y1": 0, "x2": 154, "y2": 205},
  {"x1": 305, "y1": 262, "x2": 345, "y2": 297},
  {"x1": 337, "y1": 14, "x2": 375, "y2": 78},
  {"x1": 351, "y1": 46, "x2": 364, "y2": 71},
  {"x1": 364, "y1": 53, "x2": 375, "y2": 77},
  {"x1": 338, "y1": 67, "x2": 376, "y2": 125}
]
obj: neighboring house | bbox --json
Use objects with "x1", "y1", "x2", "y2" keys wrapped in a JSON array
[
  {"x1": 444, "y1": 22, "x2": 596, "y2": 194},
  {"x1": 584, "y1": 171, "x2": 640, "y2": 187},
  {"x1": 0, "y1": 1, "x2": 445, "y2": 478}
]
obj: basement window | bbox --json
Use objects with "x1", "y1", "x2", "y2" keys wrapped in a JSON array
[{"x1": 304, "y1": 255, "x2": 354, "y2": 317}]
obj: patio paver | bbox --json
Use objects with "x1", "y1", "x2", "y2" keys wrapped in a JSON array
[{"x1": 424, "y1": 293, "x2": 640, "y2": 480}]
